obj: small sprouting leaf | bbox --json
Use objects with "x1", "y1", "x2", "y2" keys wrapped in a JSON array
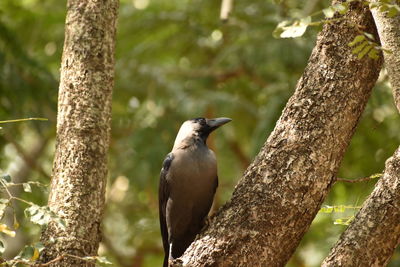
[
  {"x1": 379, "y1": 4, "x2": 390, "y2": 12},
  {"x1": 323, "y1": 7, "x2": 335, "y2": 18},
  {"x1": 348, "y1": 35, "x2": 365, "y2": 47},
  {"x1": 352, "y1": 41, "x2": 368, "y2": 54},
  {"x1": 387, "y1": 6, "x2": 399, "y2": 17},
  {"x1": 319, "y1": 206, "x2": 334, "y2": 213},
  {"x1": 23, "y1": 183, "x2": 32, "y2": 193},
  {"x1": 358, "y1": 45, "x2": 372, "y2": 59},
  {"x1": 363, "y1": 32, "x2": 375, "y2": 40},
  {"x1": 0, "y1": 223, "x2": 16, "y2": 237},
  {"x1": 334, "y1": 3, "x2": 348, "y2": 14},
  {"x1": 84, "y1": 256, "x2": 112, "y2": 265},
  {"x1": 25, "y1": 205, "x2": 65, "y2": 228},
  {"x1": 97, "y1": 256, "x2": 112, "y2": 264},
  {"x1": 273, "y1": 20, "x2": 290, "y2": 38},
  {"x1": 0, "y1": 240, "x2": 4, "y2": 254},
  {"x1": 1, "y1": 174, "x2": 11, "y2": 183},
  {"x1": 31, "y1": 248, "x2": 40, "y2": 261},
  {"x1": 368, "y1": 47, "x2": 379, "y2": 59},
  {"x1": 279, "y1": 16, "x2": 312, "y2": 38},
  {"x1": 33, "y1": 242, "x2": 45, "y2": 252},
  {"x1": 13, "y1": 214, "x2": 19, "y2": 230},
  {"x1": 370, "y1": 173, "x2": 383, "y2": 179},
  {"x1": 19, "y1": 246, "x2": 35, "y2": 260},
  {"x1": 319, "y1": 205, "x2": 361, "y2": 214},
  {"x1": 333, "y1": 206, "x2": 345, "y2": 212},
  {"x1": 334, "y1": 216, "x2": 354, "y2": 225}
]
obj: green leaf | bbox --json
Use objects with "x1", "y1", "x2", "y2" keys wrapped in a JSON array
[
  {"x1": 13, "y1": 213, "x2": 19, "y2": 230},
  {"x1": 277, "y1": 16, "x2": 312, "y2": 38},
  {"x1": 368, "y1": 47, "x2": 379, "y2": 59},
  {"x1": 319, "y1": 206, "x2": 333, "y2": 213},
  {"x1": 334, "y1": 216, "x2": 354, "y2": 225},
  {"x1": 273, "y1": 21, "x2": 290, "y2": 38},
  {"x1": 348, "y1": 35, "x2": 365, "y2": 47},
  {"x1": 387, "y1": 6, "x2": 399, "y2": 17},
  {"x1": 19, "y1": 246, "x2": 35, "y2": 260},
  {"x1": 0, "y1": 240, "x2": 4, "y2": 254},
  {"x1": 323, "y1": 7, "x2": 335, "y2": 18},
  {"x1": 363, "y1": 32, "x2": 375, "y2": 40},
  {"x1": 370, "y1": 173, "x2": 383, "y2": 179},
  {"x1": 33, "y1": 242, "x2": 45, "y2": 252},
  {"x1": 25, "y1": 205, "x2": 65, "y2": 228},
  {"x1": 358, "y1": 45, "x2": 372, "y2": 59},
  {"x1": 352, "y1": 41, "x2": 368, "y2": 54},
  {"x1": 84, "y1": 256, "x2": 113, "y2": 265},
  {"x1": 23, "y1": 183, "x2": 32, "y2": 193},
  {"x1": 333, "y1": 3, "x2": 348, "y2": 14}
]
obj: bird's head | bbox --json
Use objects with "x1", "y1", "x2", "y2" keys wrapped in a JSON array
[{"x1": 173, "y1": 117, "x2": 231, "y2": 149}]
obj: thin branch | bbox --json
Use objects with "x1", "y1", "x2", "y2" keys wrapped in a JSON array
[
  {"x1": 336, "y1": 173, "x2": 382, "y2": 183},
  {"x1": 7, "y1": 253, "x2": 97, "y2": 267},
  {"x1": 0, "y1": 118, "x2": 48, "y2": 124}
]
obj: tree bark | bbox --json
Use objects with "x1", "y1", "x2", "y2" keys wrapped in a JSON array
[
  {"x1": 322, "y1": 5, "x2": 400, "y2": 266},
  {"x1": 371, "y1": 2, "x2": 400, "y2": 112},
  {"x1": 173, "y1": 2, "x2": 383, "y2": 266},
  {"x1": 40, "y1": 0, "x2": 118, "y2": 266}
]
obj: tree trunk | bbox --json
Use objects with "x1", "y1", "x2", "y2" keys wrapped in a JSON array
[
  {"x1": 173, "y1": 2, "x2": 382, "y2": 266},
  {"x1": 40, "y1": 0, "x2": 118, "y2": 266},
  {"x1": 371, "y1": 2, "x2": 400, "y2": 112},
  {"x1": 322, "y1": 5, "x2": 400, "y2": 266}
]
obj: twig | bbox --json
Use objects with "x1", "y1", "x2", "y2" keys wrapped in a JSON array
[
  {"x1": 0, "y1": 179, "x2": 34, "y2": 206},
  {"x1": 336, "y1": 173, "x2": 382, "y2": 183},
  {"x1": 7, "y1": 253, "x2": 96, "y2": 267},
  {"x1": 0, "y1": 118, "x2": 48, "y2": 124}
]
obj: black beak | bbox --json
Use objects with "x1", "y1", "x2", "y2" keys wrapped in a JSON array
[{"x1": 206, "y1": 117, "x2": 232, "y2": 131}]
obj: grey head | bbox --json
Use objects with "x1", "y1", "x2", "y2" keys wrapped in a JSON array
[{"x1": 173, "y1": 117, "x2": 232, "y2": 149}]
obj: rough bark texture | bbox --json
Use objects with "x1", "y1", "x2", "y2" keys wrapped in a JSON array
[
  {"x1": 322, "y1": 147, "x2": 400, "y2": 266},
  {"x1": 371, "y1": 3, "x2": 400, "y2": 112},
  {"x1": 40, "y1": 0, "x2": 118, "y2": 266},
  {"x1": 173, "y1": 3, "x2": 383, "y2": 267},
  {"x1": 321, "y1": 6, "x2": 400, "y2": 266}
]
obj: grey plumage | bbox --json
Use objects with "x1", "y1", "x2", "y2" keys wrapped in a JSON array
[{"x1": 159, "y1": 117, "x2": 231, "y2": 267}]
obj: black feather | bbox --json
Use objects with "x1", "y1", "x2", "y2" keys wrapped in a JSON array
[{"x1": 159, "y1": 153, "x2": 174, "y2": 267}]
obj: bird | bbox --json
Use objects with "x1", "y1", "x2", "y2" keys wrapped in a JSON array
[{"x1": 158, "y1": 117, "x2": 231, "y2": 267}]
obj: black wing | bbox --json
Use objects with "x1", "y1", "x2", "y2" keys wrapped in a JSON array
[{"x1": 159, "y1": 153, "x2": 174, "y2": 267}]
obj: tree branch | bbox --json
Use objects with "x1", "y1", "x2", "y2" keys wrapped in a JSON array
[
  {"x1": 322, "y1": 147, "x2": 400, "y2": 266},
  {"x1": 322, "y1": 4, "x2": 400, "y2": 265},
  {"x1": 370, "y1": 1, "x2": 400, "y2": 113},
  {"x1": 336, "y1": 173, "x2": 382, "y2": 183},
  {"x1": 174, "y1": 2, "x2": 383, "y2": 266}
]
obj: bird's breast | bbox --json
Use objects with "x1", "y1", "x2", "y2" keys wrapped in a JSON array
[{"x1": 168, "y1": 148, "x2": 217, "y2": 201}]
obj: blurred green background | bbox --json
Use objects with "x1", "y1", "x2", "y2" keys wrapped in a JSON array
[{"x1": 1, "y1": 0, "x2": 399, "y2": 266}]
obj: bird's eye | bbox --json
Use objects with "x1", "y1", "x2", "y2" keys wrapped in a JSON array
[{"x1": 191, "y1": 117, "x2": 206, "y2": 126}]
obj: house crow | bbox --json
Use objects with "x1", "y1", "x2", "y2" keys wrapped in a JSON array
[{"x1": 158, "y1": 117, "x2": 231, "y2": 267}]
